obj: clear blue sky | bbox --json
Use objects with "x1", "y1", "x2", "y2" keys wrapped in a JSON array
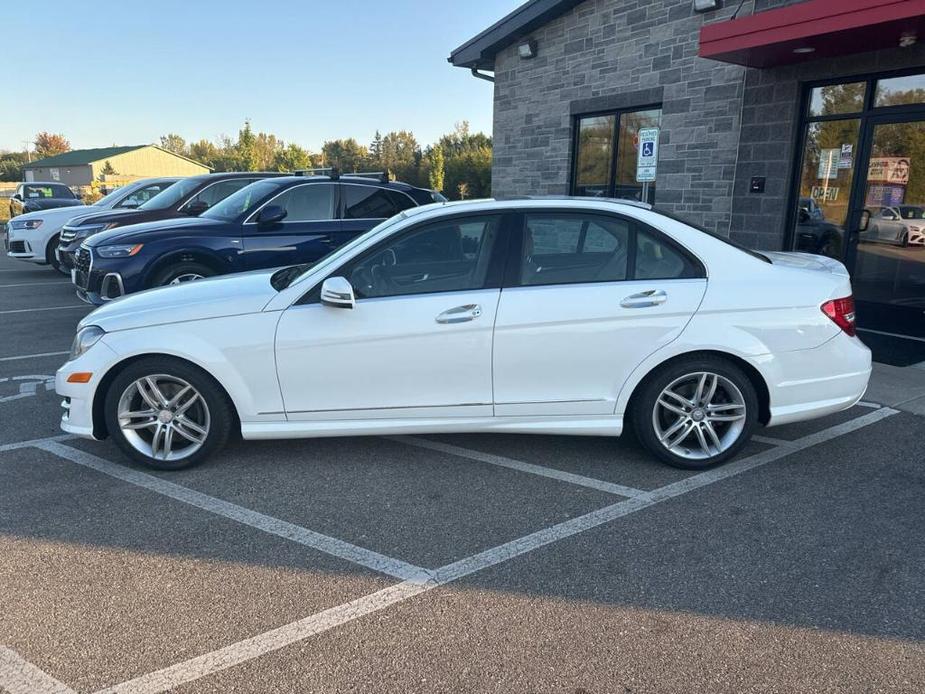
[{"x1": 4, "y1": 0, "x2": 523, "y2": 153}]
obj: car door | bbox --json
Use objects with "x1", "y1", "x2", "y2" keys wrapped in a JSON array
[
  {"x1": 241, "y1": 183, "x2": 340, "y2": 270},
  {"x1": 492, "y1": 211, "x2": 707, "y2": 417},
  {"x1": 274, "y1": 212, "x2": 510, "y2": 420}
]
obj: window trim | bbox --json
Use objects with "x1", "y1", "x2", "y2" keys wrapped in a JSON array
[
  {"x1": 504, "y1": 209, "x2": 706, "y2": 290},
  {"x1": 295, "y1": 210, "x2": 517, "y2": 305},
  {"x1": 569, "y1": 103, "x2": 662, "y2": 200},
  {"x1": 242, "y1": 182, "x2": 338, "y2": 225}
]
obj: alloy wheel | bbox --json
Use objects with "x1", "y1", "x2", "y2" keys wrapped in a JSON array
[
  {"x1": 116, "y1": 374, "x2": 210, "y2": 461},
  {"x1": 168, "y1": 273, "x2": 205, "y2": 284},
  {"x1": 652, "y1": 371, "x2": 747, "y2": 461}
]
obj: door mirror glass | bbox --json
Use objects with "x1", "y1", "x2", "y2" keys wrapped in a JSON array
[
  {"x1": 12, "y1": 193, "x2": 21, "y2": 201},
  {"x1": 798, "y1": 208, "x2": 811, "y2": 224},
  {"x1": 858, "y1": 209, "x2": 871, "y2": 232},
  {"x1": 320, "y1": 276, "x2": 355, "y2": 309},
  {"x1": 183, "y1": 199, "x2": 210, "y2": 216},
  {"x1": 257, "y1": 204, "x2": 287, "y2": 225}
]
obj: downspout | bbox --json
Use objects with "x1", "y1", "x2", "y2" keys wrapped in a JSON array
[{"x1": 471, "y1": 67, "x2": 495, "y2": 83}]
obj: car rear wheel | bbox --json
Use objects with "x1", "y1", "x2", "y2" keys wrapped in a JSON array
[
  {"x1": 104, "y1": 357, "x2": 234, "y2": 470},
  {"x1": 151, "y1": 262, "x2": 215, "y2": 287},
  {"x1": 632, "y1": 356, "x2": 758, "y2": 470}
]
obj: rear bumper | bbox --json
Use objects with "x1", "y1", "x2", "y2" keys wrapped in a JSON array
[{"x1": 758, "y1": 332, "x2": 872, "y2": 427}]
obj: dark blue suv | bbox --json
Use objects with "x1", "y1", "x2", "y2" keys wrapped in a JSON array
[{"x1": 73, "y1": 174, "x2": 443, "y2": 304}]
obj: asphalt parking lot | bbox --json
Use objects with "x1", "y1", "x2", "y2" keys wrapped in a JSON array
[{"x1": 1, "y1": 250, "x2": 923, "y2": 693}]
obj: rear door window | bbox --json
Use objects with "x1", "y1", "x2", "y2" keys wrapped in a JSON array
[{"x1": 343, "y1": 185, "x2": 414, "y2": 219}]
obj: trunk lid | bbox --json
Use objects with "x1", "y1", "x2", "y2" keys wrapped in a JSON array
[{"x1": 761, "y1": 251, "x2": 849, "y2": 277}]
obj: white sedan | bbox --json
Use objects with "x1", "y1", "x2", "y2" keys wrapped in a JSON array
[{"x1": 56, "y1": 198, "x2": 871, "y2": 471}]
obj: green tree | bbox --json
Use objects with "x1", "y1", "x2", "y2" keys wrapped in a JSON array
[
  {"x1": 369, "y1": 130, "x2": 383, "y2": 166},
  {"x1": 33, "y1": 132, "x2": 70, "y2": 159},
  {"x1": 189, "y1": 139, "x2": 219, "y2": 168},
  {"x1": 438, "y1": 121, "x2": 492, "y2": 200},
  {"x1": 159, "y1": 133, "x2": 188, "y2": 156},
  {"x1": 322, "y1": 138, "x2": 368, "y2": 172},
  {"x1": 100, "y1": 160, "x2": 117, "y2": 176},
  {"x1": 425, "y1": 144, "x2": 445, "y2": 192},
  {"x1": 273, "y1": 143, "x2": 314, "y2": 172},
  {"x1": 380, "y1": 130, "x2": 421, "y2": 184},
  {"x1": 236, "y1": 120, "x2": 258, "y2": 171}
]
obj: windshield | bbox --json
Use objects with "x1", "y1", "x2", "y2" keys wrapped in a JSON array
[
  {"x1": 279, "y1": 214, "x2": 411, "y2": 291},
  {"x1": 201, "y1": 179, "x2": 282, "y2": 222},
  {"x1": 140, "y1": 177, "x2": 203, "y2": 210},
  {"x1": 24, "y1": 184, "x2": 74, "y2": 199},
  {"x1": 653, "y1": 207, "x2": 771, "y2": 263}
]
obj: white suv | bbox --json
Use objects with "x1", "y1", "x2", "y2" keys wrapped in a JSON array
[{"x1": 5, "y1": 177, "x2": 179, "y2": 272}]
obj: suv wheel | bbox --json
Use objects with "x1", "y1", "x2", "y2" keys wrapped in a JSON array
[
  {"x1": 151, "y1": 262, "x2": 215, "y2": 287},
  {"x1": 632, "y1": 356, "x2": 758, "y2": 470},
  {"x1": 104, "y1": 357, "x2": 234, "y2": 470}
]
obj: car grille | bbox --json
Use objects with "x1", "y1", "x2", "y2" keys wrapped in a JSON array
[
  {"x1": 60, "y1": 226, "x2": 78, "y2": 242},
  {"x1": 10, "y1": 240, "x2": 26, "y2": 253},
  {"x1": 75, "y1": 246, "x2": 91, "y2": 274}
]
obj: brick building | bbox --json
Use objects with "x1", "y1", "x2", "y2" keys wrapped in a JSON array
[{"x1": 450, "y1": 0, "x2": 925, "y2": 345}]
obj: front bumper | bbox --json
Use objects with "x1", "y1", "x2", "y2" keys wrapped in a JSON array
[
  {"x1": 56, "y1": 339, "x2": 119, "y2": 439},
  {"x1": 4, "y1": 229, "x2": 43, "y2": 262},
  {"x1": 71, "y1": 246, "x2": 131, "y2": 305}
]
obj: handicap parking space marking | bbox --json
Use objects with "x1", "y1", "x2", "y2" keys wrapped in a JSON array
[
  {"x1": 34, "y1": 440, "x2": 429, "y2": 583},
  {"x1": 80, "y1": 405, "x2": 899, "y2": 694},
  {"x1": 0, "y1": 647, "x2": 76, "y2": 694},
  {"x1": 0, "y1": 374, "x2": 56, "y2": 403},
  {"x1": 389, "y1": 435, "x2": 648, "y2": 498}
]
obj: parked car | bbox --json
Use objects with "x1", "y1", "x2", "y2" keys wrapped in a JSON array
[
  {"x1": 8, "y1": 182, "x2": 83, "y2": 218},
  {"x1": 793, "y1": 206, "x2": 843, "y2": 258},
  {"x1": 5, "y1": 177, "x2": 178, "y2": 272},
  {"x1": 863, "y1": 205, "x2": 925, "y2": 246},
  {"x1": 57, "y1": 172, "x2": 286, "y2": 272},
  {"x1": 70, "y1": 174, "x2": 442, "y2": 304},
  {"x1": 57, "y1": 197, "x2": 871, "y2": 472}
]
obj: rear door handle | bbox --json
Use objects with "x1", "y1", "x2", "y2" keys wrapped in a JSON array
[
  {"x1": 620, "y1": 289, "x2": 667, "y2": 308},
  {"x1": 435, "y1": 304, "x2": 481, "y2": 324}
]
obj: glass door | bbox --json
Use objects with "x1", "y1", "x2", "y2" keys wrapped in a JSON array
[{"x1": 851, "y1": 115, "x2": 925, "y2": 337}]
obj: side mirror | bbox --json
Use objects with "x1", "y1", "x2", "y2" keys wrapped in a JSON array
[
  {"x1": 257, "y1": 204, "x2": 287, "y2": 225},
  {"x1": 183, "y1": 199, "x2": 210, "y2": 216},
  {"x1": 11, "y1": 193, "x2": 21, "y2": 201},
  {"x1": 858, "y1": 209, "x2": 871, "y2": 232},
  {"x1": 320, "y1": 276, "x2": 355, "y2": 309},
  {"x1": 798, "y1": 208, "x2": 810, "y2": 224}
]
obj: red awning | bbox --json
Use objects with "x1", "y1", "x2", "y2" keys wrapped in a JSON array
[{"x1": 699, "y1": 0, "x2": 925, "y2": 68}]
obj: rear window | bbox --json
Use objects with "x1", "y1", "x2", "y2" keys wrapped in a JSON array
[{"x1": 653, "y1": 207, "x2": 770, "y2": 263}]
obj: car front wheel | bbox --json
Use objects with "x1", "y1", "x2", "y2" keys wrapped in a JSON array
[
  {"x1": 151, "y1": 261, "x2": 215, "y2": 287},
  {"x1": 104, "y1": 357, "x2": 234, "y2": 470},
  {"x1": 632, "y1": 356, "x2": 758, "y2": 470}
]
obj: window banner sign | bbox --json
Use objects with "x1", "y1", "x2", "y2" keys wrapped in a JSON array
[
  {"x1": 817, "y1": 149, "x2": 840, "y2": 180},
  {"x1": 867, "y1": 157, "x2": 910, "y2": 185}
]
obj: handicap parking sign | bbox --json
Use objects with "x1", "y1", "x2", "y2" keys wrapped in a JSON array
[
  {"x1": 641, "y1": 141, "x2": 654, "y2": 158},
  {"x1": 636, "y1": 127, "x2": 659, "y2": 183}
]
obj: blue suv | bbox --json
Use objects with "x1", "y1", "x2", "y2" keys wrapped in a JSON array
[{"x1": 72, "y1": 174, "x2": 444, "y2": 304}]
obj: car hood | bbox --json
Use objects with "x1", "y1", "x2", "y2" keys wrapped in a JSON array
[
  {"x1": 80, "y1": 269, "x2": 280, "y2": 332},
  {"x1": 10, "y1": 205, "x2": 95, "y2": 223},
  {"x1": 85, "y1": 217, "x2": 224, "y2": 246},
  {"x1": 23, "y1": 198, "x2": 83, "y2": 211}
]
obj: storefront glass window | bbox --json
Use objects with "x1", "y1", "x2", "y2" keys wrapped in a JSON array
[
  {"x1": 808, "y1": 82, "x2": 865, "y2": 117},
  {"x1": 572, "y1": 108, "x2": 662, "y2": 203},
  {"x1": 574, "y1": 115, "x2": 615, "y2": 197},
  {"x1": 875, "y1": 74, "x2": 925, "y2": 107}
]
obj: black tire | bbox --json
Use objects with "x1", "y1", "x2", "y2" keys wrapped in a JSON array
[
  {"x1": 631, "y1": 355, "x2": 759, "y2": 470},
  {"x1": 45, "y1": 234, "x2": 67, "y2": 274},
  {"x1": 901, "y1": 232, "x2": 909, "y2": 248},
  {"x1": 150, "y1": 261, "x2": 215, "y2": 288},
  {"x1": 104, "y1": 356, "x2": 235, "y2": 470}
]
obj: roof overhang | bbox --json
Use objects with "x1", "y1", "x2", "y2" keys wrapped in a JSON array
[
  {"x1": 700, "y1": 0, "x2": 925, "y2": 68},
  {"x1": 449, "y1": 0, "x2": 585, "y2": 70}
]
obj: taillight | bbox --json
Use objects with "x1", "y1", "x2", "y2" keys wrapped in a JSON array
[{"x1": 821, "y1": 296, "x2": 856, "y2": 336}]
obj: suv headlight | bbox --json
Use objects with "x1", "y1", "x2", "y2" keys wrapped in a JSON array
[
  {"x1": 97, "y1": 243, "x2": 143, "y2": 258},
  {"x1": 69, "y1": 325, "x2": 105, "y2": 361},
  {"x1": 73, "y1": 222, "x2": 117, "y2": 238},
  {"x1": 10, "y1": 219, "x2": 43, "y2": 230}
]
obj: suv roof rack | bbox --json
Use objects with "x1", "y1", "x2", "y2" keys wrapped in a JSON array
[{"x1": 293, "y1": 167, "x2": 390, "y2": 184}]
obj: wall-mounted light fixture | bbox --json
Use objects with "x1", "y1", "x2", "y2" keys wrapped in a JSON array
[
  {"x1": 792, "y1": 46, "x2": 816, "y2": 54},
  {"x1": 693, "y1": 0, "x2": 721, "y2": 12},
  {"x1": 518, "y1": 40, "x2": 537, "y2": 59}
]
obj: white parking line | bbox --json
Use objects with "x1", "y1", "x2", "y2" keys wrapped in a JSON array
[
  {"x1": 389, "y1": 435, "x2": 647, "y2": 498},
  {"x1": 92, "y1": 406, "x2": 899, "y2": 694},
  {"x1": 751, "y1": 434, "x2": 794, "y2": 446},
  {"x1": 0, "y1": 434, "x2": 77, "y2": 453},
  {"x1": 0, "y1": 350, "x2": 70, "y2": 363},
  {"x1": 0, "y1": 281, "x2": 71, "y2": 288},
  {"x1": 35, "y1": 440, "x2": 428, "y2": 582},
  {"x1": 0, "y1": 647, "x2": 76, "y2": 694},
  {"x1": 0, "y1": 305, "x2": 87, "y2": 315}
]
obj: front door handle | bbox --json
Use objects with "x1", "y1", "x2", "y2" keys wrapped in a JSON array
[
  {"x1": 435, "y1": 304, "x2": 481, "y2": 324},
  {"x1": 620, "y1": 289, "x2": 667, "y2": 308}
]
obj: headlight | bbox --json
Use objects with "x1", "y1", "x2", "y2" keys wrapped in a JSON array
[
  {"x1": 73, "y1": 222, "x2": 117, "y2": 238},
  {"x1": 96, "y1": 243, "x2": 143, "y2": 258},
  {"x1": 68, "y1": 325, "x2": 105, "y2": 361},
  {"x1": 10, "y1": 219, "x2": 43, "y2": 230}
]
